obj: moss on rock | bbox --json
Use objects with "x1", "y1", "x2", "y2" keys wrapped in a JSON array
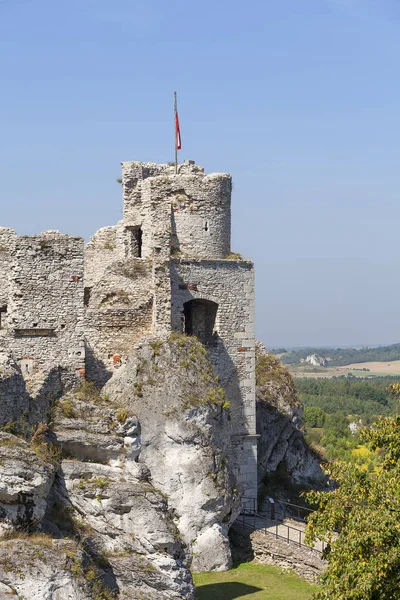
[
  {"x1": 256, "y1": 343, "x2": 301, "y2": 410},
  {"x1": 133, "y1": 333, "x2": 230, "y2": 413}
]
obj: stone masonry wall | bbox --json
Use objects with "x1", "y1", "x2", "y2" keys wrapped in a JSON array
[
  {"x1": 5, "y1": 231, "x2": 85, "y2": 380},
  {"x1": 83, "y1": 253, "x2": 154, "y2": 383},
  {"x1": 230, "y1": 522, "x2": 325, "y2": 584},
  {"x1": 120, "y1": 161, "x2": 231, "y2": 260},
  {"x1": 121, "y1": 160, "x2": 205, "y2": 228},
  {"x1": 170, "y1": 173, "x2": 231, "y2": 259},
  {"x1": 0, "y1": 229, "x2": 16, "y2": 330},
  {"x1": 84, "y1": 226, "x2": 122, "y2": 288},
  {"x1": 170, "y1": 258, "x2": 257, "y2": 499}
]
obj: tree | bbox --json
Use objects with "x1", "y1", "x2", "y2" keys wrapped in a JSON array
[
  {"x1": 303, "y1": 406, "x2": 326, "y2": 428},
  {"x1": 321, "y1": 412, "x2": 350, "y2": 443},
  {"x1": 305, "y1": 415, "x2": 400, "y2": 600}
]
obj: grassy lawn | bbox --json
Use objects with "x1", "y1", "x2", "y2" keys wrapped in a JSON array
[{"x1": 194, "y1": 562, "x2": 317, "y2": 600}]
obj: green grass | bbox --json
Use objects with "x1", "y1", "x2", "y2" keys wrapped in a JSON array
[
  {"x1": 348, "y1": 369, "x2": 400, "y2": 378},
  {"x1": 193, "y1": 563, "x2": 317, "y2": 600}
]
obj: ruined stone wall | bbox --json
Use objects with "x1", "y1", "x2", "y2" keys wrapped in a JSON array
[
  {"x1": 169, "y1": 258, "x2": 257, "y2": 499},
  {"x1": 121, "y1": 160, "x2": 205, "y2": 227},
  {"x1": 122, "y1": 161, "x2": 167, "y2": 227},
  {"x1": 84, "y1": 226, "x2": 122, "y2": 288},
  {"x1": 83, "y1": 256, "x2": 154, "y2": 383},
  {"x1": 0, "y1": 229, "x2": 16, "y2": 331},
  {"x1": 0, "y1": 352, "x2": 29, "y2": 427},
  {"x1": 120, "y1": 161, "x2": 230, "y2": 260},
  {"x1": 230, "y1": 522, "x2": 325, "y2": 584},
  {"x1": 5, "y1": 232, "x2": 85, "y2": 380}
]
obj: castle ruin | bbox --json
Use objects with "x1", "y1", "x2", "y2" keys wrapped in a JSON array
[{"x1": 0, "y1": 160, "x2": 257, "y2": 499}]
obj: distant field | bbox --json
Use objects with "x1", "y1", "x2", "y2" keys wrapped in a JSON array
[
  {"x1": 277, "y1": 343, "x2": 400, "y2": 367},
  {"x1": 290, "y1": 360, "x2": 400, "y2": 379},
  {"x1": 342, "y1": 360, "x2": 400, "y2": 374}
]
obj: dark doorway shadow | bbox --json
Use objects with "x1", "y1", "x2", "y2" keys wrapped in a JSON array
[
  {"x1": 196, "y1": 582, "x2": 262, "y2": 600},
  {"x1": 229, "y1": 521, "x2": 255, "y2": 566}
]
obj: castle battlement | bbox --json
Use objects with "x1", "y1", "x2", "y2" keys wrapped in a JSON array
[
  {"x1": 0, "y1": 161, "x2": 257, "y2": 498},
  {"x1": 120, "y1": 160, "x2": 231, "y2": 260}
]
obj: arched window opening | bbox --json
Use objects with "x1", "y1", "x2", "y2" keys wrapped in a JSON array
[{"x1": 183, "y1": 299, "x2": 218, "y2": 345}]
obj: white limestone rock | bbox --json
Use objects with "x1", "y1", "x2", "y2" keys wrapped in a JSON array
[
  {"x1": 52, "y1": 390, "x2": 141, "y2": 466},
  {"x1": 256, "y1": 343, "x2": 325, "y2": 488},
  {"x1": 191, "y1": 523, "x2": 232, "y2": 572},
  {"x1": 36, "y1": 387, "x2": 195, "y2": 599},
  {"x1": 103, "y1": 335, "x2": 239, "y2": 572},
  {"x1": 306, "y1": 354, "x2": 328, "y2": 367},
  {"x1": 0, "y1": 432, "x2": 55, "y2": 533},
  {"x1": 42, "y1": 460, "x2": 195, "y2": 599},
  {"x1": 0, "y1": 539, "x2": 92, "y2": 600}
]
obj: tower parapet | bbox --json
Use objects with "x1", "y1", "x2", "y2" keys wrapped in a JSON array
[{"x1": 120, "y1": 160, "x2": 231, "y2": 260}]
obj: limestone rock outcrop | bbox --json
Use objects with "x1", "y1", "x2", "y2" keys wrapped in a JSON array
[
  {"x1": 103, "y1": 334, "x2": 240, "y2": 572},
  {"x1": 305, "y1": 354, "x2": 328, "y2": 368},
  {"x1": 0, "y1": 432, "x2": 55, "y2": 534},
  {"x1": 256, "y1": 343, "x2": 324, "y2": 493},
  {"x1": 0, "y1": 336, "x2": 240, "y2": 597},
  {"x1": 0, "y1": 538, "x2": 93, "y2": 600},
  {"x1": 44, "y1": 461, "x2": 193, "y2": 599},
  {"x1": 0, "y1": 353, "x2": 196, "y2": 598}
]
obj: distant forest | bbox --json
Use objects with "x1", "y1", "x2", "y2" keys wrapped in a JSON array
[
  {"x1": 296, "y1": 376, "x2": 398, "y2": 418},
  {"x1": 274, "y1": 343, "x2": 400, "y2": 366}
]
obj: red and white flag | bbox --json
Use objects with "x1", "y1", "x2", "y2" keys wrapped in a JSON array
[{"x1": 175, "y1": 108, "x2": 182, "y2": 150}]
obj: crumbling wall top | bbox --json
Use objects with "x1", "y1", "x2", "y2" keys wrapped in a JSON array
[{"x1": 121, "y1": 159, "x2": 205, "y2": 181}]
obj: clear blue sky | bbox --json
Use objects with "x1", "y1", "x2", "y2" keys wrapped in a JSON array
[{"x1": 1, "y1": 0, "x2": 399, "y2": 348}]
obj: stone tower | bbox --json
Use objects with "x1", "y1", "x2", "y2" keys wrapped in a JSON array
[{"x1": 87, "y1": 159, "x2": 258, "y2": 500}]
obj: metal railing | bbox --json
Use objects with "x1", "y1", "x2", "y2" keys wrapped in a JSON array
[
  {"x1": 277, "y1": 500, "x2": 315, "y2": 522},
  {"x1": 241, "y1": 497, "x2": 258, "y2": 515},
  {"x1": 242, "y1": 497, "x2": 315, "y2": 523},
  {"x1": 239, "y1": 497, "x2": 325, "y2": 555}
]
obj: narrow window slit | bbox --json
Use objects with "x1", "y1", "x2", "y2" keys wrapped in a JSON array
[
  {"x1": 125, "y1": 226, "x2": 143, "y2": 258},
  {"x1": 0, "y1": 306, "x2": 7, "y2": 329}
]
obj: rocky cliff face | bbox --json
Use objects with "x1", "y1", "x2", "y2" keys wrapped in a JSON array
[
  {"x1": 304, "y1": 354, "x2": 328, "y2": 368},
  {"x1": 0, "y1": 335, "x2": 238, "y2": 599},
  {"x1": 256, "y1": 343, "x2": 324, "y2": 497},
  {"x1": 0, "y1": 336, "x2": 324, "y2": 598},
  {"x1": 103, "y1": 334, "x2": 239, "y2": 572}
]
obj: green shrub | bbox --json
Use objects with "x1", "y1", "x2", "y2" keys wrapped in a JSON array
[
  {"x1": 303, "y1": 406, "x2": 326, "y2": 428},
  {"x1": 76, "y1": 381, "x2": 103, "y2": 404},
  {"x1": 61, "y1": 398, "x2": 79, "y2": 419}
]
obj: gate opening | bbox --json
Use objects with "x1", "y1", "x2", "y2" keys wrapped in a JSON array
[{"x1": 183, "y1": 299, "x2": 218, "y2": 345}]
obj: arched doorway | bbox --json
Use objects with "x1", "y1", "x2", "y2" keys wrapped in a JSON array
[{"x1": 183, "y1": 299, "x2": 218, "y2": 345}]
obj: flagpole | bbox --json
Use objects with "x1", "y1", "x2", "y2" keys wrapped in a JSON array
[{"x1": 174, "y1": 91, "x2": 178, "y2": 174}]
